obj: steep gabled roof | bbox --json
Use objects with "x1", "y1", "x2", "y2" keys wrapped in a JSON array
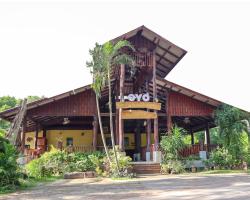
[{"x1": 111, "y1": 25, "x2": 187, "y2": 78}]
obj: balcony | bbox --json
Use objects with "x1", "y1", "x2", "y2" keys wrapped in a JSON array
[{"x1": 131, "y1": 52, "x2": 153, "y2": 67}]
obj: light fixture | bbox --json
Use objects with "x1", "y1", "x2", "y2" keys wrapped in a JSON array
[
  {"x1": 62, "y1": 117, "x2": 70, "y2": 125},
  {"x1": 184, "y1": 117, "x2": 190, "y2": 124}
]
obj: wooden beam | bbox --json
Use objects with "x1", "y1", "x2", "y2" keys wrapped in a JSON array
[
  {"x1": 116, "y1": 101, "x2": 161, "y2": 110},
  {"x1": 153, "y1": 51, "x2": 159, "y2": 151},
  {"x1": 35, "y1": 124, "x2": 39, "y2": 149},
  {"x1": 190, "y1": 128, "x2": 194, "y2": 145},
  {"x1": 205, "y1": 123, "x2": 211, "y2": 152},
  {"x1": 121, "y1": 110, "x2": 157, "y2": 119},
  {"x1": 146, "y1": 80, "x2": 152, "y2": 153}
]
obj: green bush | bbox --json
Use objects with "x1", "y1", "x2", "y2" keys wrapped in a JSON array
[
  {"x1": 0, "y1": 137, "x2": 20, "y2": 191},
  {"x1": 26, "y1": 147, "x2": 67, "y2": 178},
  {"x1": 25, "y1": 147, "x2": 105, "y2": 178},
  {"x1": 206, "y1": 147, "x2": 234, "y2": 169},
  {"x1": 160, "y1": 126, "x2": 186, "y2": 174},
  {"x1": 160, "y1": 126, "x2": 186, "y2": 161},
  {"x1": 104, "y1": 148, "x2": 132, "y2": 178},
  {"x1": 161, "y1": 160, "x2": 185, "y2": 174}
]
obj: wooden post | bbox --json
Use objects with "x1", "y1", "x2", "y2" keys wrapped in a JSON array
[
  {"x1": 152, "y1": 51, "x2": 159, "y2": 151},
  {"x1": 35, "y1": 124, "x2": 39, "y2": 149},
  {"x1": 135, "y1": 121, "x2": 141, "y2": 154},
  {"x1": 205, "y1": 123, "x2": 210, "y2": 152},
  {"x1": 21, "y1": 116, "x2": 27, "y2": 152},
  {"x1": 146, "y1": 81, "x2": 151, "y2": 152},
  {"x1": 191, "y1": 129, "x2": 194, "y2": 145},
  {"x1": 119, "y1": 64, "x2": 125, "y2": 151},
  {"x1": 92, "y1": 116, "x2": 98, "y2": 151},
  {"x1": 146, "y1": 119, "x2": 151, "y2": 152},
  {"x1": 166, "y1": 90, "x2": 172, "y2": 133}
]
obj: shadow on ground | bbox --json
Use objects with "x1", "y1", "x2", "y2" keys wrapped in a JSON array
[{"x1": 1, "y1": 174, "x2": 250, "y2": 200}]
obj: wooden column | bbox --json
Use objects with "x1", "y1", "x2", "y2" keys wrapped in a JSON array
[
  {"x1": 152, "y1": 51, "x2": 159, "y2": 151},
  {"x1": 146, "y1": 81, "x2": 151, "y2": 152},
  {"x1": 166, "y1": 90, "x2": 172, "y2": 133},
  {"x1": 119, "y1": 64, "x2": 125, "y2": 151},
  {"x1": 190, "y1": 128, "x2": 194, "y2": 145},
  {"x1": 146, "y1": 119, "x2": 151, "y2": 152},
  {"x1": 34, "y1": 124, "x2": 39, "y2": 149},
  {"x1": 21, "y1": 116, "x2": 27, "y2": 152},
  {"x1": 205, "y1": 123, "x2": 210, "y2": 152},
  {"x1": 92, "y1": 116, "x2": 98, "y2": 151},
  {"x1": 135, "y1": 121, "x2": 141, "y2": 154}
]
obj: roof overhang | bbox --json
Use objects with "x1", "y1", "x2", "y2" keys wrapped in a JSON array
[
  {"x1": 0, "y1": 85, "x2": 92, "y2": 121},
  {"x1": 111, "y1": 25, "x2": 187, "y2": 78}
]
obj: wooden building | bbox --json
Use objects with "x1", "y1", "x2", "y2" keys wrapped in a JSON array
[{"x1": 0, "y1": 26, "x2": 222, "y2": 162}]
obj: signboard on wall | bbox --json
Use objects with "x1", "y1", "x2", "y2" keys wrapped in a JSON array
[{"x1": 119, "y1": 93, "x2": 150, "y2": 102}]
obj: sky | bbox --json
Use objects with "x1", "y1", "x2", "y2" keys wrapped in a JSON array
[{"x1": 0, "y1": 0, "x2": 250, "y2": 112}]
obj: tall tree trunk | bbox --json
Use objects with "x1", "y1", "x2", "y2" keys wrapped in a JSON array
[
  {"x1": 107, "y1": 68, "x2": 120, "y2": 173},
  {"x1": 96, "y1": 95, "x2": 111, "y2": 164}
]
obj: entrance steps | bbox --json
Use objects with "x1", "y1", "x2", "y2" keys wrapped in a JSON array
[{"x1": 131, "y1": 162, "x2": 161, "y2": 174}]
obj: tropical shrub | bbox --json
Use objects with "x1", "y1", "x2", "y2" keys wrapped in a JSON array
[
  {"x1": 206, "y1": 147, "x2": 234, "y2": 169},
  {"x1": 104, "y1": 148, "x2": 133, "y2": 178},
  {"x1": 26, "y1": 147, "x2": 67, "y2": 178},
  {"x1": 0, "y1": 137, "x2": 20, "y2": 191},
  {"x1": 161, "y1": 160, "x2": 185, "y2": 174},
  {"x1": 160, "y1": 126, "x2": 186, "y2": 174},
  {"x1": 160, "y1": 126, "x2": 186, "y2": 161},
  {"x1": 26, "y1": 147, "x2": 105, "y2": 178}
]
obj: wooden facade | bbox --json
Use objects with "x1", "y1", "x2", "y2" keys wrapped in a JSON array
[{"x1": 0, "y1": 26, "x2": 223, "y2": 161}]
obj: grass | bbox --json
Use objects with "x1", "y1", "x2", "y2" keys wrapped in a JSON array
[
  {"x1": 198, "y1": 169, "x2": 250, "y2": 174},
  {"x1": 0, "y1": 176, "x2": 62, "y2": 195},
  {"x1": 111, "y1": 176, "x2": 133, "y2": 181}
]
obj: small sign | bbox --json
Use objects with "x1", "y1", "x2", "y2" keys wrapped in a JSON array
[{"x1": 119, "y1": 93, "x2": 150, "y2": 102}]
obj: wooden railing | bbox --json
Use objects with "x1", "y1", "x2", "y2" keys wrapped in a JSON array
[
  {"x1": 179, "y1": 144, "x2": 218, "y2": 157},
  {"x1": 63, "y1": 145, "x2": 95, "y2": 153},
  {"x1": 131, "y1": 52, "x2": 153, "y2": 67}
]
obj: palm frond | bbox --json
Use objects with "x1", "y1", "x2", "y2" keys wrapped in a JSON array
[
  {"x1": 112, "y1": 54, "x2": 135, "y2": 67},
  {"x1": 111, "y1": 40, "x2": 135, "y2": 58}
]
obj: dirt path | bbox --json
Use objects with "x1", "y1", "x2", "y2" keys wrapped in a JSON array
[{"x1": 1, "y1": 174, "x2": 250, "y2": 200}]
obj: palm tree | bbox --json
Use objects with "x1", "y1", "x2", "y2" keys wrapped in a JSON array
[
  {"x1": 215, "y1": 104, "x2": 250, "y2": 159},
  {"x1": 101, "y1": 40, "x2": 135, "y2": 173},
  {"x1": 86, "y1": 43, "x2": 111, "y2": 164}
]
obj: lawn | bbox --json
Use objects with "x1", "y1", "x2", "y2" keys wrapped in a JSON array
[
  {"x1": 0, "y1": 176, "x2": 62, "y2": 195},
  {"x1": 198, "y1": 169, "x2": 250, "y2": 174}
]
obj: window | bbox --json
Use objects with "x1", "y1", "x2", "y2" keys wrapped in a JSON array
[{"x1": 66, "y1": 137, "x2": 73, "y2": 146}]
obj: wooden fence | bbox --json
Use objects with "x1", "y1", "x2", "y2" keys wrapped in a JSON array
[{"x1": 179, "y1": 144, "x2": 218, "y2": 157}]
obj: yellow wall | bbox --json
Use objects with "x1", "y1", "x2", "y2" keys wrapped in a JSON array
[
  {"x1": 25, "y1": 130, "x2": 93, "y2": 149},
  {"x1": 25, "y1": 131, "x2": 43, "y2": 149},
  {"x1": 26, "y1": 130, "x2": 154, "y2": 151},
  {"x1": 46, "y1": 130, "x2": 93, "y2": 149}
]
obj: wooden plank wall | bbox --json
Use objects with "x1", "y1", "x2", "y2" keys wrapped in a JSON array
[
  {"x1": 168, "y1": 91, "x2": 215, "y2": 116},
  {"x1": 28, "y1": 90, "x2": 96, "y2": 117}
]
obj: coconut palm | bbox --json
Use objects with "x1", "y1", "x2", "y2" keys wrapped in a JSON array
[
  {"x1": 101, "y1": 40, "x2": 135, "y2": 173},
  {"x1": 86, "y1": 43, "x2": 111, "y2": 164}
]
